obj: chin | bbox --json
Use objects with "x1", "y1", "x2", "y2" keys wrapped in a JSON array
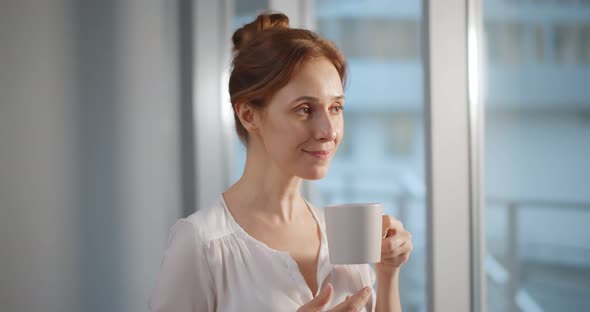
[{"x1": 298, "y1": 166, "x2": 330, "y2": 180}]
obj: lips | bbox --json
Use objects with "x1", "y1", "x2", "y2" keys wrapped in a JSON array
[{"x1": 304, "y1": 149, "x2": 331, "y2": 159}]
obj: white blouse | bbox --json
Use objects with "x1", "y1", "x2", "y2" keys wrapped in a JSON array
[{"x1": 149, "y1": 195, "x2": 376, "y2": 312}]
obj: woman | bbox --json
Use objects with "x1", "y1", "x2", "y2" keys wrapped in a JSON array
[{"x1": 150, "y1": 12, "x2": 412, "y2": 312}]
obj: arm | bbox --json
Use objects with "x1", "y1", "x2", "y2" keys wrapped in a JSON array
[
  {"x1": 374, "y1": 214, "x2": 413, "y2": 312},
  {"x1": 149, "y1": 220, "x2": 215, "y2": 312},
  {"x1": 375, "y1": 268, "x2": 401, "y2": 312}
]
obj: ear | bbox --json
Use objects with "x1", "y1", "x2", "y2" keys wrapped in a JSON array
[{"x1": 234, "y1": 101, "x2": 261, "y2": 133}]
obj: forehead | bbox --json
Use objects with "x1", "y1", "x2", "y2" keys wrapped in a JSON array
[{"x1": 272, "y1": 57, "x2": 344, "y2": 103}]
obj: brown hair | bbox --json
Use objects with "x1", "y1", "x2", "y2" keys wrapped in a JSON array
[{"x1": 229, "y1": 12, "x2": 347, "y2": 145}]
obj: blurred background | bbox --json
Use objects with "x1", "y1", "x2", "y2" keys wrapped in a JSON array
[{"x1": 0, "y1": 0, "x2": 589, "y2": 312}]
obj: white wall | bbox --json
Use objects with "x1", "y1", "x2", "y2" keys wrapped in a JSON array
[
  {"x1": 0, "y1": 1, "x2": 185, "y2": 311},
  {"x1": 0, "y1": 1, "x2": 80, "y2": 311}
]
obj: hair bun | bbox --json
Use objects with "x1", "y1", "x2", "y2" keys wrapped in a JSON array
[{"x1": 232, "y1": 12, "x2": 290, "y2": 53}]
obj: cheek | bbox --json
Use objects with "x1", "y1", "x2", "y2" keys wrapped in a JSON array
[{"x1": 264, "y1": 120, "x2": 304, "y2": 152}]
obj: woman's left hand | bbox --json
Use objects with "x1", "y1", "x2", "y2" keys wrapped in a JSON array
[{"x1": 375, "y1": 214, "x2": 413, "y2": 275}]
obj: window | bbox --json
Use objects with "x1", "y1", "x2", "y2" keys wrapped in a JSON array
[
  {"x1": 384, "y1": 113, "x2": 418, "y2": 158},
  {"x1": 337, "y1": 112, "x2": 354, "y2": 158},
  {"x1": 313, "y1": 2, "x2": 427, "y2": 312},
  {"x1": 581, "y1": 24, "x2": 590, "y2": 64},
  {"x1": 555, "y1": 24, "x2": 581, "y2": 64},
  {"x1": 482, "y1": 1, "x2": 590, "y2": 311},
  {"x1": 533, "y1": 24, "x2": 546, "y2": 63},
  {"x1": 486, "y1": 22, "x2": 525, "y2": 64},
  {"x1": 319, "y1": 18, "x2": 419, "y2": 61}
]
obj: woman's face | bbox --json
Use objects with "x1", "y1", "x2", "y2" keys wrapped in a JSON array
[{"x1": 255, "y1": 57, "x2": 345, "y2": 180}]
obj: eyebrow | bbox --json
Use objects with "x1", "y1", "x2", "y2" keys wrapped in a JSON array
[{"x1": 290, "y1": 95, "x2": 345, "y2": 105}]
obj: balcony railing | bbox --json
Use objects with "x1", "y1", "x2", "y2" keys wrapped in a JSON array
[{"x1": 314, "y1": 188, "x2": 590, "y2": 311}]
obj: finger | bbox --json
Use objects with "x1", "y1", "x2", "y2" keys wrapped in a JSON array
[
  {"x1": 381, "y1": 215, "x2": 403, "y2": 238},
  {"x1": 298, "y1": 283, "x2": 333, "y2": 312},
  {"x1": 382, "y1": 240, "x2": 413, "y2": 258},
  {"x1": 384, "y1": 234, "x2": 412, "y2": 253},
  {"x1": 331, "y1": 286, "x2": 371, "y2": 311},
  {"x1": 393, "y1": 250, "x2": 412, "y2": 265},
  {"x1": 381, "y1": 236, "x2": 405, "y2": 256},
  {"x1": 382, "y1": 231, "x2": 411, "y2": 252},
  {"x1": 400, "y1": 250, "x2": 412, "y2": 262}
]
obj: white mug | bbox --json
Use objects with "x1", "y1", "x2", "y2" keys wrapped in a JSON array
[{"x1": 324, "y1": 203, "x2": 383, "y2": 264}]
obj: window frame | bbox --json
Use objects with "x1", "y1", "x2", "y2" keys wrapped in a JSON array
[{"x1": 192, "y1": 0, "x2": 485, "y2": 311}]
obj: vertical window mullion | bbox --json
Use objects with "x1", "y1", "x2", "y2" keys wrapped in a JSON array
[{"x1": 423, "y1": 0, "x2": 473, "y2": 311}]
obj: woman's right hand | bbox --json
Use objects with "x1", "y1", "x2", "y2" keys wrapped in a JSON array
[{"x1": 296, "y1": 283, "x2": 372, "y2": 312}]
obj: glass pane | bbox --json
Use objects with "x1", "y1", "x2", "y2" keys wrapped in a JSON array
[
  {"x1": 482, "y1": 1, "x2": 590, "y2": 311},
  {"x1": 313, "y1": 1, "x2": 427, "y2": 312}
]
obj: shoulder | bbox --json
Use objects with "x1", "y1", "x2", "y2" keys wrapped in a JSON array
[{"x1": 179, "y1": 195, "x2": 238, "y2": 244}]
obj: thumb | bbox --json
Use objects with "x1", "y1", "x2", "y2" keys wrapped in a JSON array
[{"x1": 297, "y1": 283, "x2": 333, "y2": 311}]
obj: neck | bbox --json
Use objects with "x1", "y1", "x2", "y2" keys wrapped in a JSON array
[{"x1": 224, "y1": 142, "x2": 307, "y2": 224}]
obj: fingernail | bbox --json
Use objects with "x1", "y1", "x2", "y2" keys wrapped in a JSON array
[
  {"x1": 322, "y1": 283, "x2": 332, "y2": 294},
  {"x1": 364, "y1": 287, "x2": 371, "y2": 295}
]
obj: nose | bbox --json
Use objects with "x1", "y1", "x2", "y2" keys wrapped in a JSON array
[{"x1": 313, "y1": 111, "x2": 338, "y2": 142}]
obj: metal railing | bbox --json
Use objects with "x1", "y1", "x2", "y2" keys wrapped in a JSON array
[
  {"x1": 487, "y1": 198, "x2": 590, "y2": 312},
  {"x1": 315, "y1": 189, "x2": 590, "y2": 312}
]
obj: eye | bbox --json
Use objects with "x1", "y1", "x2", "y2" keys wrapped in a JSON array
[
  {"x1": 331, "y1": 104, "x2": 344, "y2": 113},
  {"x1": 296, "y1": 106, "x2": 311, "y2": 115}
]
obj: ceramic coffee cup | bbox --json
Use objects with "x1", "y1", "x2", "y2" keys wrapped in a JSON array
[{"x1": 324, "y1": 203, "x2": 383, "y2": 264}]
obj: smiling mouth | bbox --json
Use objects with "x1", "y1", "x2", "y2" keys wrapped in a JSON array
[{"x1": 303, "y1": 150, "x2": 331, "y2": 160}]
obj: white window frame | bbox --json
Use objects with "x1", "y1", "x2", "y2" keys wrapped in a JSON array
[
  {"x1": 467, "y1": 0, "x2": 487, "y2": 311},
  {"x1": 192, "y1": 1, "x2": 486, "y2": 311},
  {"x1": 423, "y1": 1, "x2": 476, "y2": 311}
]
